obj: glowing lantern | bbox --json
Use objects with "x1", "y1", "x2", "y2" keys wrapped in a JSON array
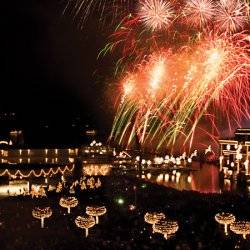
[
  {"x1": 59, "y1": 197, "x2": 78, "y2": 214},
  {"x1": 32, "y1": 207, "x2": 52, "y2": 228},
  {"x1": 75, "y1": 215, "x2": 95, "y2": 237}
]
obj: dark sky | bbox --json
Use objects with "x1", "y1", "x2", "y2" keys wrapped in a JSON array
[{"x1": 2, "y1": 0, "x2": 114, "y2": 135}]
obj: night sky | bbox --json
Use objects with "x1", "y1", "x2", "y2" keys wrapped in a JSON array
[{"x1": 2, "y1": 0, "x2": 114, "y2": 143}]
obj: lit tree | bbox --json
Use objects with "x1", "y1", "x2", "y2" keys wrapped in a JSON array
[
  {"x1": 75, "y1": 216, "x2": 95, "y2": 237},
  {"x1": 59, "y1": 197, "x2": 78, "y2": 214},
  {"x1": 32, "y1": 207, "x2": 52, "y2": 228},
  {"x1": 86, "y1": 206, "x2": 107, "y2": 224}
]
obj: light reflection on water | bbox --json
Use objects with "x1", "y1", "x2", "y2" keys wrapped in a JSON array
[
  {"x1": 145, "y1": 162, "x2": 224, "y2": 193},
  {"x1": 0, "y1": 162, "x2": 236, "y2": 195}
]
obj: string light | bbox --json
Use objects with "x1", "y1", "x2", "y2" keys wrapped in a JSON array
[
  {"x1": 56, "y1": 182, "x2": 63, "y2": 193},
  {"x1": 0, "y1": 165, "x2": 74, "y2": 178},
  {"x1": 144, "y1": 212, "x2": 165, "y2": 228},
  {"x1": 83, "y1": 164, "x2": 111, "y2": 176}
]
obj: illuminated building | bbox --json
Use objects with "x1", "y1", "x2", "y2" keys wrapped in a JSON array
[
  {"x1": 10, "y1": 130, "x2": 24, "y2": 146},
  {"x1": 219, "y1": 128, "x2": 250, "y2": 174}
]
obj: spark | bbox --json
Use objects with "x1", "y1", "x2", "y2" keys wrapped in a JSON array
[
  {"x1": 138, "y1": 0, "x2": 175, "y2": 31},
  {"x1": 111, "y1": 34, "x2": 250, "y2": 151},
  {"x1": 215, "y1": 0, "x2": 249, "y2": 33},
  {"x1": 183, "y1": 0, "x2": 215, "y2": 28}
]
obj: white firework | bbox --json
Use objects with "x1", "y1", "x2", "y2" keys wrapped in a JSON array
[
  {"x1": 138, "y1": 0, "x2": 175, "y2": 31},
  {"x1": 183, "y1": 0, "x2": 215, "y2": 28},
  {"x1": 215, "y1": 0, "x2": 249, "y2": 33}
]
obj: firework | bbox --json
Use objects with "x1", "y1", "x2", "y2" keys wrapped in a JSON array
[
  {"x1": 182, "y1": 0, "x2": 215, "y2": 29},
  {"x1": 110, "y1": 33, "x2": 250, "y2": 151},
  {"x1": 215, "y1": 0, "x2": 249, "y2": 33},
  {"x1": 64, "y1": 0, "x2": 134, "y2": 29},
  {"x1": 71, "y1": 0, "x2": 250, "y2": 151},
  {"x1": 138, "y1": 0, "x2": 175, "y2": 31}
]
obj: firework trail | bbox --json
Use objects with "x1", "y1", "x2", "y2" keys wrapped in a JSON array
[
  {"x1": 215, "y1": 0, "x2": 249, "y2": 33},
  {"x1": 65, "y1": 0, "x2": 250, "y2": 151},
  {"x1": 64, "y1": 0, "x2": 134, "y2": 28},
  {"x1": 182, "y1": 0, "x2": 215, "y2": 29},
  {"x1": 111, "y1": 33, "x2": 250, "y2": 151}
]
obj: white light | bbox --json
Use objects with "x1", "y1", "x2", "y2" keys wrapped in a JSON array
[
  {"x1": 176, "y1": 172, "x2": 181, "y2": 178},
  {"x1": 165, "y1": 155, "x2": 170, "y2": 160},
  {"x1": 69, "y1": 158, "x2": 74, "y2": 163},
  {"x1": 176, "y1": 158, "x2": 181, "y2": 165},
  {"x1": 165, "y1": 174, "x2": 169, "y2": 181},
  {"x1": 156, "y1": 174, "x2": 163, "y2": 182}
]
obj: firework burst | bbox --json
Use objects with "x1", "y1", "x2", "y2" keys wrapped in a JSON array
[
  {"x1": 111, "y1": 33, "x2": 250, "y2": 151},
  {"x1": 215, "y1": 0, "x2": 249, "y2": 33},
  {"x1": 138, "y1": 0, "x2": 175, "y2": 31},
  {"x1": 67, "y1": 0, "x2": 250, "y2": 151},
  {"x1": 182, "y1": 0, "x2": 215, "y2": 29}
]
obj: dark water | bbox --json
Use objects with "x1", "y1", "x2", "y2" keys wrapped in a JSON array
[{"x1": 142, "y1": 163, "x2": 223, "y2": 193}]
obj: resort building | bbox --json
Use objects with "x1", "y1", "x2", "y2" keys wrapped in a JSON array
[{"x1": 219, "y1": 128, "x2": 250, "y2": 174}]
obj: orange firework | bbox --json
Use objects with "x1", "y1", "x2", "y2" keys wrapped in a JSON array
[{"x1": 111, "y1": 33, "x2": 250, "y2": 151}]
